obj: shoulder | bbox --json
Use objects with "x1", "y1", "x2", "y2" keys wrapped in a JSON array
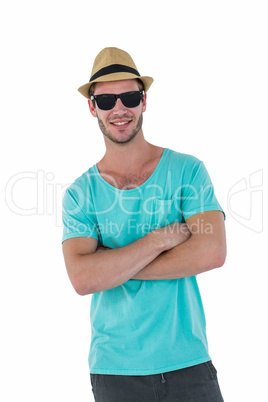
[
  {"x1": 65, "y1": 166, "x2": 96, "y2": 195},
  {"x1": 164, "y1": 148, "x2": 203, "y2": 169},
  {"x1": 63, "y1": 166, "x2": 97, "y2": 210}
]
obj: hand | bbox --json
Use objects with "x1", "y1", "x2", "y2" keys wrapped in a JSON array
[{"x1": 150, "y1": 222, "x2": 191, "y2": 252}]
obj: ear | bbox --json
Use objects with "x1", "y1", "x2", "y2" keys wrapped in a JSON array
[
  {"x1": 142, "y1": 93, "x2": 147, "y2": 113},
  {"x1": 88, "y1": 99, "x2": 98, "y2": 117}
]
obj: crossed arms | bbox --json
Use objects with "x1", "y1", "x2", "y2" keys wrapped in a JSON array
[{"x1": 62, "y1": 210, "x2": 226, "y2": 295}]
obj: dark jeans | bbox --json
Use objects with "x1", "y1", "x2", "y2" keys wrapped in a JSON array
[{"x1": 90, "y1": 361, "x2": 224, "y2": 401}]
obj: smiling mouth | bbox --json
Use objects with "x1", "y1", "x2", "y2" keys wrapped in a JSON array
[{"x1": 111, "y1": 120, "x2": 132, "y2": 126}]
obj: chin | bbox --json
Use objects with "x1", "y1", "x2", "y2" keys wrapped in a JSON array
[{"x1": 105, "y1": 131, "x2": 139, "y2": 145}]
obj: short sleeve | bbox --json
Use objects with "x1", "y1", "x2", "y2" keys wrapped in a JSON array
[
  {"x1": 181, "y1": 161, "x2": 225, "y2": 220},
  {"x1": 62, "y1": 187, "x2": 99, "y2": 242}
]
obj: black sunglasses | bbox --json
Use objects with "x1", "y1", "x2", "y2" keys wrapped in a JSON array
[{"x1": 90, "y1": 91, "x2": 144, "y2": 111}]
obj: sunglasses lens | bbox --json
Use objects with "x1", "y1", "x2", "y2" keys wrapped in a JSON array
[
  {"x1": 94, "y1": 91, "x2": 143, "y2": 110},
  {"x1": 121, "y1": 92, "x2": 141, "y2": 108},
  {"x1": 96, "y1": 95, "x2": 116, "y2": 110}
]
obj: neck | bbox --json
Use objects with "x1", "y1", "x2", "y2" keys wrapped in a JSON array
[{"x1": 99, "y1": 130, "x2": 159, "y2": 173}]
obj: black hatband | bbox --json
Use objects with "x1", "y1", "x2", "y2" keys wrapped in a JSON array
[{"x1": 90, "y1": 64, "x2": 140, "y2": 82}]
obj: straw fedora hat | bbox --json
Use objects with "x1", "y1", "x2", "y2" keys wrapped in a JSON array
[{"x1": 78, "y1": 47, "x2": 154, "y2": 99}]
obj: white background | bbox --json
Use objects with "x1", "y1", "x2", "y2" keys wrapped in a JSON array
[{"x1": 1, "y1": 1, "x2": 267, "y2": 401}]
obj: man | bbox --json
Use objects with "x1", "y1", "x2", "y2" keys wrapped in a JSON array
[{"x1": 62, "y1": 47, "x2": 226, "y2": 401}]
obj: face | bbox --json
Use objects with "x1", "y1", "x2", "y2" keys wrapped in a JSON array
[{"x1": 88, "y1": 80, "x2": 147, "y2": 145}]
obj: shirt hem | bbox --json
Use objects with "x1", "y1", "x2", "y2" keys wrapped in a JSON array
[
  {"x1": 62, "y1": 232, "x2": 99, "y2": 243},
  {"x1": 89, "y1": 356, "x2": 211, "y2": 376},
  {"x1": 183, "y1": 206, "x2": 225, "y2": 220}
]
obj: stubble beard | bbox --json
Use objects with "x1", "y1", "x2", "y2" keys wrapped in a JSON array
[{"x1": 97, "y1": 113, "x2": 143, "y2": 145}]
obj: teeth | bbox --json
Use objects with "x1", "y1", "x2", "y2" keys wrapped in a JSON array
[{"x1": 112, "y1": 121, "x2": 129, "y2": 126}]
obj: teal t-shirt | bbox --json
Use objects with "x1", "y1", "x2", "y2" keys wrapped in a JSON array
[{"x1": 62, "y1": 148, "x2": 224, "y2": 375}]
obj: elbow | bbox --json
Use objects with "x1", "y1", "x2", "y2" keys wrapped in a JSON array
[
  {"x1": 197, "y1": 237, "x2": 226, "y2": 272},
  {"x1": 73, "y1": 276, "x2": 98, "y2": 296},
  {"x1": 74, "y1": 283, "x2": 90, "y2": 296},
  {"x1": 70, "y1": 276, "x2": 89, "y2": 296},
  {"x1": 213, "y1": 252, "x2": 226, "y2": 269},
  {"x1": 69, "y1": 268, "x2": 96, "y2": 296},
  {"x1": 211, "y1": 244, "x2": 227, "y2": 269},
  {"x1": 64, "y1": 248, "x2": 99, "y2": 295}
]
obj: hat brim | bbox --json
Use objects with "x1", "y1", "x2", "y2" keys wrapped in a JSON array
[{"x1": 78, "y1": 72, "x2": 154, "y2": 99}]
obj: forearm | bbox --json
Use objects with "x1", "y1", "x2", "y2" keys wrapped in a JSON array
[
  {"x1": 74, "y1": 233, "x2": 164, "y2": 295},
  {"x1": 66, "y1": 222, "x2": 190, "y2": 295},
  {"x1": 132, "y1": 235, "x2": 224, "y2": 280},
  {"x1": 133, "y1": 211, "x2": 227, "y2": 280}
]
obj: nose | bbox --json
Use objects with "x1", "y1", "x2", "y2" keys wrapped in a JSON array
[{"x1": 112, "y1": 97, "x2": 127, "y2": 114}]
